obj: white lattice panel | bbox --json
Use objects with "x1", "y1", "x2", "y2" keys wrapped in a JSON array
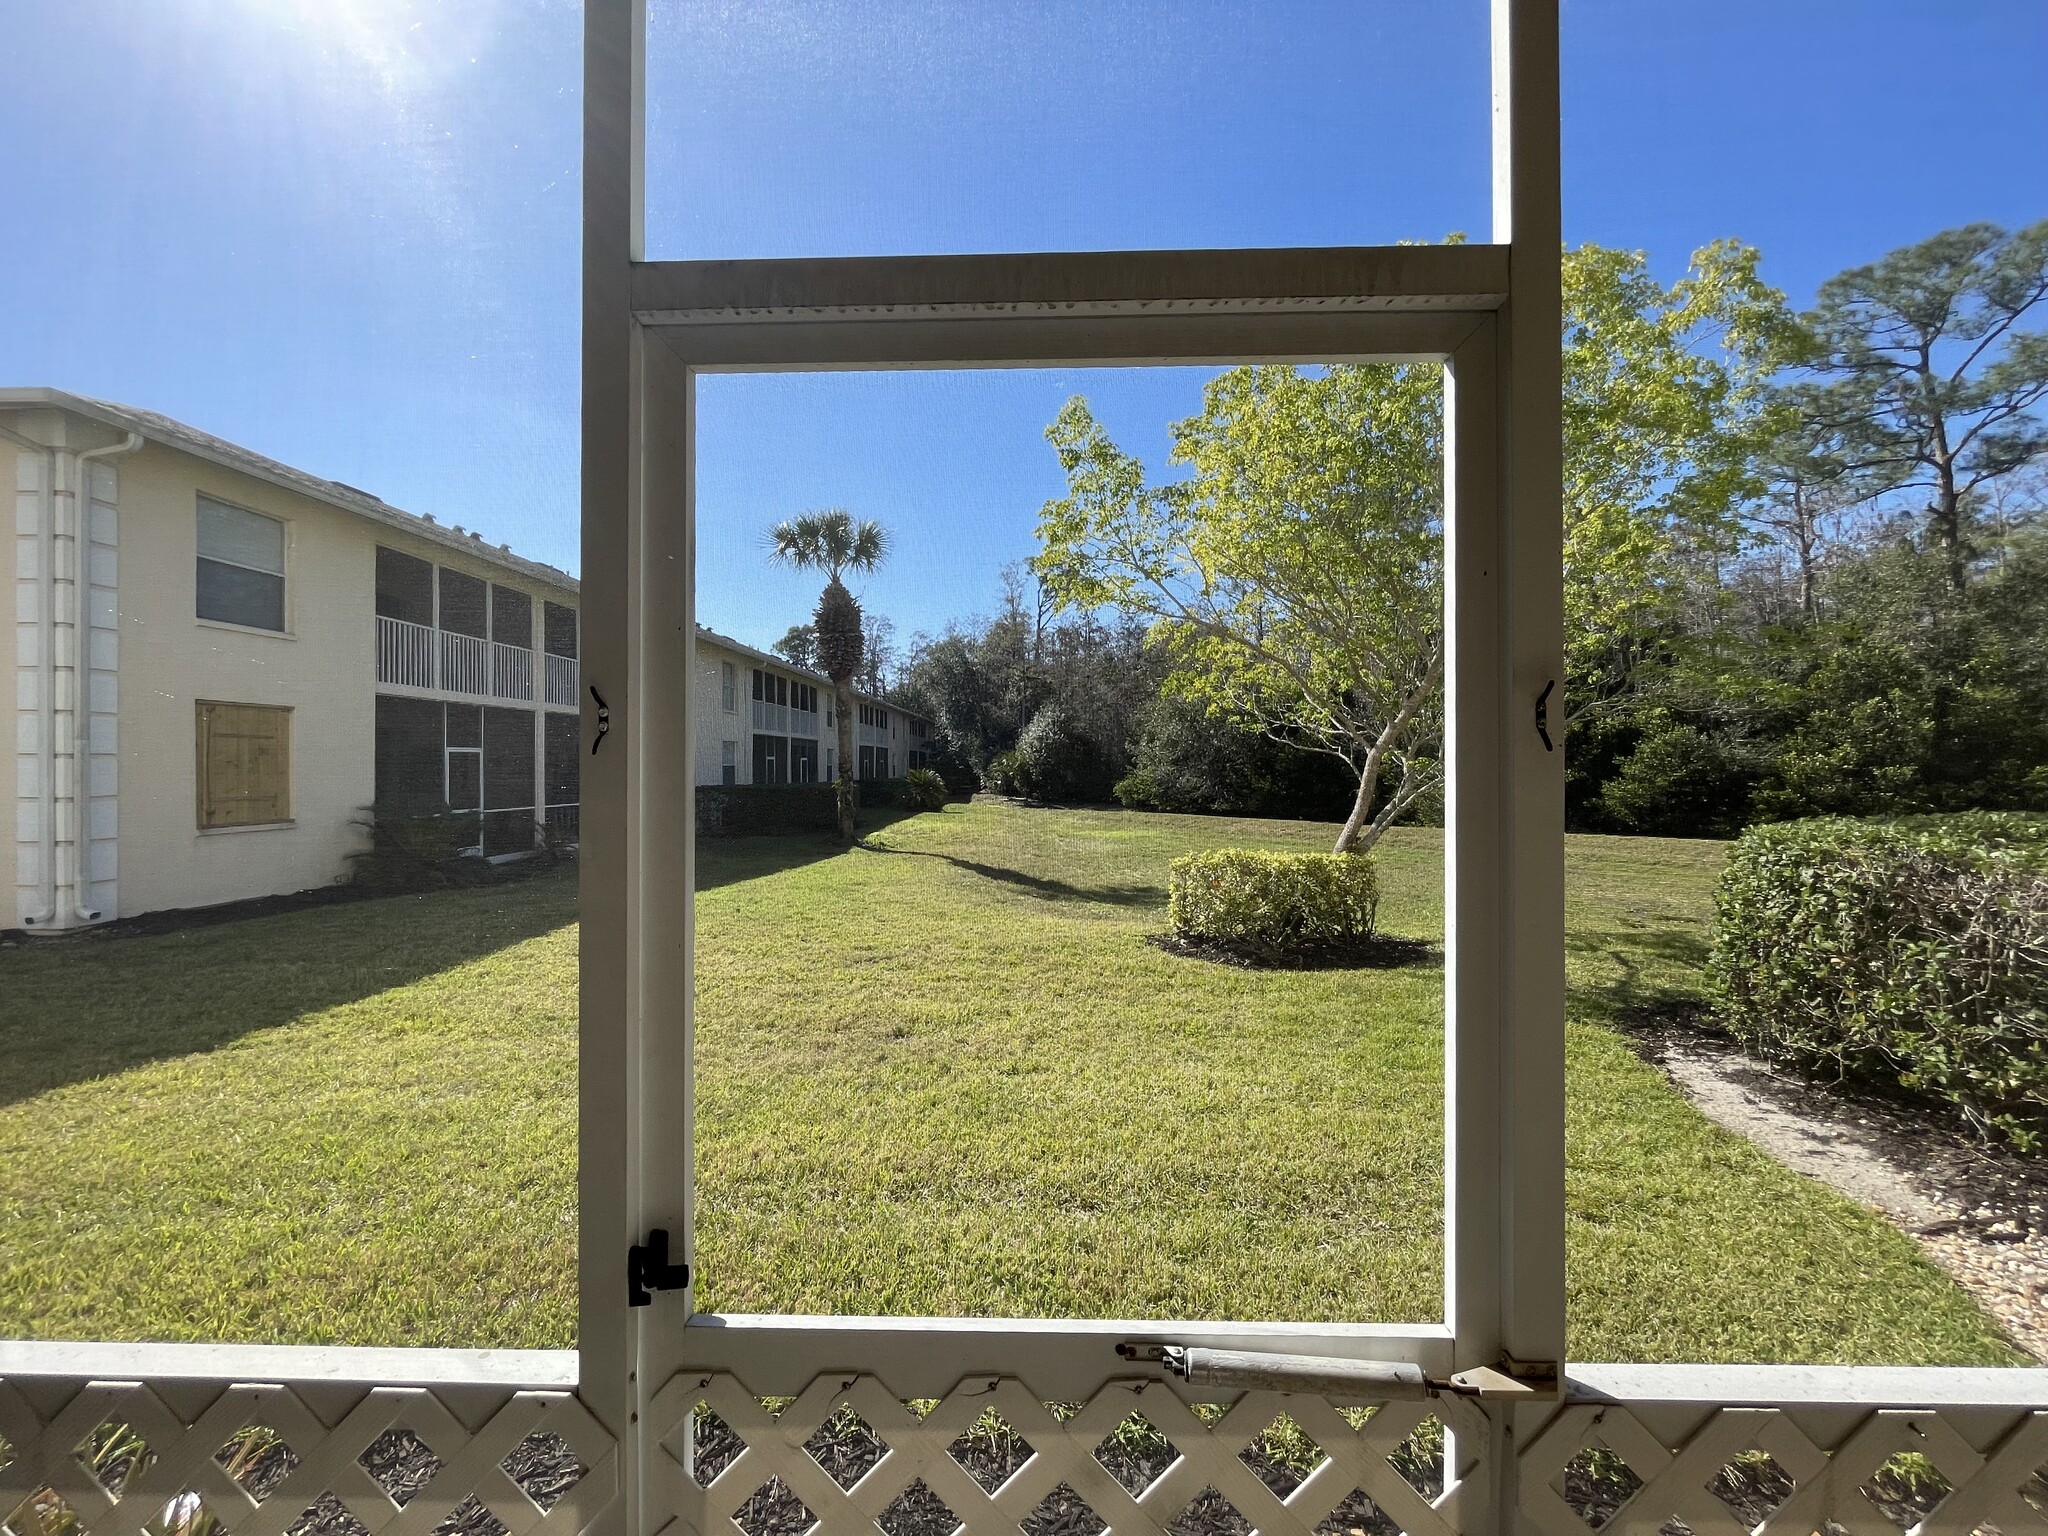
[
  {"x1": 650, "y1": 1369, "x2": 1489, "y2": 1536},
  {"x1": 0, "y1": 1378, "x2": 616, "y2": 1536},
  {"x1": 1520, "y1": 1401, "x2": 2048, "y2": 1536}
]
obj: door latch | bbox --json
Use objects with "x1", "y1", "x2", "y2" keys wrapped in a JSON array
[
  {"x1": 628, "y1": 1227, "x2": 690, "y2": 1306},
  {"x1": 590, "y1": 685, "x2": 611, "y2": 755},
  {"x1": 1535, "y1": 679, "x2": 1555, "y2": 753},
  {"x1": 1116, "y1": 1342, "x2": 1559, "y2": 1401}
]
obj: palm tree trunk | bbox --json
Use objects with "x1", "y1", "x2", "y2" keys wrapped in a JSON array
[{"x1": 834, "y1": 676, "x2": 858, "y2": 841}]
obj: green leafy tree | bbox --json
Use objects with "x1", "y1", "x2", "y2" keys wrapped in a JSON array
[
  {"x1": 1801, "y1": 220, "x2": 2048, "y2": 592},
  {"x1": 1561, "y1": 239, "x2": 1803, "y2": 718},
  {"x1": 1034, "y1": 240, "x2": 1795, "y2": 852},
  {"x1": 770, "y1": 624, "x2": 818, "y2": 670},
  {"x1": 767, "y1": 509, "x2": 889, "y2": 840},
  {"x1": 1036, "y1": 365, "x2": 1443, "y2": 854}
]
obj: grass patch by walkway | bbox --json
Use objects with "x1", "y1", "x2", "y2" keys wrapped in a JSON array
[{"x1": 0, "y1": 803, "x2": 2019, "y2": 1362}]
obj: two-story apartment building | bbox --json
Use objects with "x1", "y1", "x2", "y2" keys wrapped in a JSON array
[
  {"x1": 5, "y1": 390, "x2": 934, "y2": 932},
  {"x1": 690, "y1": 627, "x2": 933, "y2": 790},
  {"x1": 4, "y1": 389, "x2": 582, "y2": 933}
]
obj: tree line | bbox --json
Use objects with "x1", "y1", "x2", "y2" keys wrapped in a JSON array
[{"x1": 827, "y1": 220, "x2": 2048, "y2": 848}]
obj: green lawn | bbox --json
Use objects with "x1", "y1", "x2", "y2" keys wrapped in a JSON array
[{"x1": 0, "y1": 802, "x2": 2018, "y2": 1363}]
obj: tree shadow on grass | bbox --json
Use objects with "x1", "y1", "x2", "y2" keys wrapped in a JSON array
[
  {"x1": 0, "y1": 871, "x2": 583, "y2": 1107},
  {"x1": 1565, "y1": 924, "x2": 1714, "y2": 1020},
  {"x1": 855, "y1": 843, "x2": 1163, "y2": 908},
  {"x1": 1, "y1": 813, "x2": 931, "y2": 1106},
  {"x1": 696, "y1": 809, "x2": 921, "y2": 893}
]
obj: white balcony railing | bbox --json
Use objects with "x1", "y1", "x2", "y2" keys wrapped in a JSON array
[
  {"x1": 545, "y1": 651, "x2": 577, "y2": 707},
  {"x1": 375, "y1": 615, "x2": 435, "y2": 690},
  {"x1": 440, "y1": 630, "x2": 489, "y2": 697},
  {"x1": 751, "y1": 698, "x2": 790, "y2": 734},
  {"x1": 492, "y1": 639, "x2": 534, "y2": 701},
  {"x1": 382, "y1": 617, "x2": 555, "y2": 703}
]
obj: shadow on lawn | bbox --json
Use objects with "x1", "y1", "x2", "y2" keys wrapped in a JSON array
[
  {"x1": 2, "y1": 812, "x2": 927, "y2": 1106},
  {"x1": 854, "y1": 842, "x2": 1162, "y2": 908},
  {"x1": 0, "y1": 873, "x2": 582, "y2": 1107},
  {"x1": 696, "y1": 809, "x2": 921, "y2": 893},
  {"x1": 1566, "y1": 924, "x2": 1714, "y2": 1020}
]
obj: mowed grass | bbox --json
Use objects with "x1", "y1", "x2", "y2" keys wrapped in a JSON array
[{"x1": 0, "y1": 802, "x2": 2019, "y2": 1362}]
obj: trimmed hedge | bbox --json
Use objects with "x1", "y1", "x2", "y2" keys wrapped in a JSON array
[
  {"x1": 695, "y1": 783, "x2": 838, "y2": 836},
  {"x1": 1167, "y1": 848, "x2": 1380, "y2": 961},
  {"x1": 1709, "y1": 813, "x2": 2048, "y2": 1146}
]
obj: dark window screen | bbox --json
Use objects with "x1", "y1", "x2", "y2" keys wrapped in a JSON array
[
  {"x1": 483, "y1": 707, "x2": 535, "y2": 810},
  {"x1": 446, "y1": 751, "x2": 482, "y2": 812},
  {"x1": 545, "y1": 601, "x2": 578, "y2": 659},
  {"x1": 375, "y1": 547, "x2": 434, "y2": 625},
  {"x1": 374, "y1": 695, "x2": 445, "y2": 809},
  {"x1": 438, "y1": 568, "x2": 487, "y2": 638},
  {"x1": 445, "y1": 703, "x2": 482, "y2": 749},
  {"x1": 492, "y1": 585, "x2": 533, "y2": 648},
  {"x1": 544, "y1": 712, "x2": 579, "y2": 806}
]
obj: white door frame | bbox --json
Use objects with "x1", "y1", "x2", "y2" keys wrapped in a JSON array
[{"x1": 579, "y1": 5, "x2": 1561, "y2": 1533}]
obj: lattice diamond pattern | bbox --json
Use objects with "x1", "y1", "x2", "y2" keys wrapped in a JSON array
[
  {"x1": 0, "y1": 1380, "x2": 614, "y2": 1536},
  {"x1": 651, "y1": 1371, "x2": 1487, "y2": 1536},
  {"x1": 1520, "y1": 1403, "x2": 2048, "y2": 1536}
]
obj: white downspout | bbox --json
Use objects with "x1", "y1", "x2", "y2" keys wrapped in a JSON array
[
  {"x1": 0, "y1": 422, "x2": 58, "y2": 926},
  {"x1": 61, "y1": 432, "x2": 142, "y2": 923}
]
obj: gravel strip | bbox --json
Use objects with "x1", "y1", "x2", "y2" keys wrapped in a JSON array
[{"x1": 1619, "y1": 1008, "x2": 2048, "y2": 1362}]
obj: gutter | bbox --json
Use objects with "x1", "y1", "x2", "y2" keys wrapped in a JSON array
[
  {"x1": 61, "y1": 432, "x2": 142, "y2": 922},
  {"x1": 0, "y1": 422, "x2": 57, "y2": 925}
]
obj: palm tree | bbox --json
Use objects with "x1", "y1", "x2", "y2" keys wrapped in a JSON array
[{"x1": 767, "y1": 509, "x2": 890, "y2": 840}]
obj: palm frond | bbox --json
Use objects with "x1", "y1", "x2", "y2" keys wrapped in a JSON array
[{"x1": 766, "y1": 508, "x2": 890, "y2": 580}]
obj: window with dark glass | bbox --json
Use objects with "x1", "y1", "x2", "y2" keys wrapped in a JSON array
[{"x1": 196, "y1": 496, "x2": 286, "y2": 631}]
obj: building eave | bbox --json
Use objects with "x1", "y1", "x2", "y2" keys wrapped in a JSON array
[{"x1": 0, "y1": 387, "x2": 580, "y2": 596}]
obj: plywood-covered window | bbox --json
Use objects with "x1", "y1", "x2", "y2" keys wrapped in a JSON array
[{"x1": 195, "y1": 702, "x2": 291, "y2": 829}]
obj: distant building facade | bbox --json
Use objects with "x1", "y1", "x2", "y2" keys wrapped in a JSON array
[
  {"x1": 691, "y1": 627, "x2": 933, "y2": 791},
  {"x1": 4, "y1": 389, "x2": 927, "y2": 933}
]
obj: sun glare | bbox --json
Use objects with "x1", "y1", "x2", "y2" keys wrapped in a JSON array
[{"x1": 221, "y1": 0, "x2": 491, "y2": 98}]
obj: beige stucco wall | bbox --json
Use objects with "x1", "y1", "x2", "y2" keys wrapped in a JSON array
[
  {"x1": 693, "y1": 639, "x2": 748, "y2": 786},
  {"x1": 105, "y1": 439, "x2": 576, "y2": 919},
  {"x1": 114, "y1": 442, "x2": 376, "y2": 915}
]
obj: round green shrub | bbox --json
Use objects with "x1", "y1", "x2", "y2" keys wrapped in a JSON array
[
  {"x1": 1013, "y1": 706, "x2": 1111, "y2": 802},
  {"x1": 1167, "y1": 848, "x2": 1380, "y2": 961},
  {"x1": 1709, "y1": 812, "x2": 2048, "y2": 1146},
  {"x1": 902, "y1": 767, "x2": 949, "y2": 811}
]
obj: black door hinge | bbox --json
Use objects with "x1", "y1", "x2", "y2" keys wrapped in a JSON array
[{"x1": 628, "y1": 1228, "x2": 690, "y2": 1306}]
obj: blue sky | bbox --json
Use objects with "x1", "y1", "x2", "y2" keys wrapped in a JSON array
[{"x1": 4, "y1": 1, "x2": 2045, "y2": 649}]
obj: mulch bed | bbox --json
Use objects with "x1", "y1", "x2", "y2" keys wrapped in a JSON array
[{"x1": 1146, "y1": 933, "x2": 1437, "y2": 972}]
